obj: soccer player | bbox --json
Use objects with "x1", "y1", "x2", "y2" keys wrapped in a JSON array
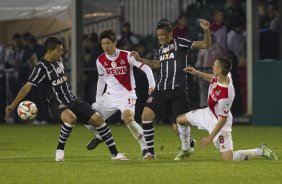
[
  {"x1": 5, "y1": 37, "x2": 128, "y2": 161},
  {"x1": 132, "y1": 18, "x2": 211, "y2": 159},
  {"x1": 175, "y1": 56, "x2": 278, "y2": 161},
  {"x1": 85, "y1": 30, "x2": 155, "y2": 157}
]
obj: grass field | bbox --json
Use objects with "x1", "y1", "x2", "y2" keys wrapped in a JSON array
[{"x1": 0, "y1": 123, "x2": 281, "y2": 184}]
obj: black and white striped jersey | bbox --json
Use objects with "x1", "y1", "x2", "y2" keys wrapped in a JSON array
[
  {"x1": 28, "y1": 59, "x2": 76, "y2": 104},
  {"x1": 156, "y1": 37, "x2": 194, "y2": 90}
]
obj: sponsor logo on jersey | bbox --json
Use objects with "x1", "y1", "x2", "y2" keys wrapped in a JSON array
[
  {"x1": 159, "y1": 52, "x2": 175, "y2": 61},
  {"x1": 106, "y1": 66, "x2": 127, "y2": 75},
  {"x1": 52, "y1": 76, "x2": 67, "y2": 86},
  {"x1": 103, "y1": 62, "x2": 109, "y2": 66},
  {"x1": 210, "y1": 90, "x2": 220, "y2": 101}
]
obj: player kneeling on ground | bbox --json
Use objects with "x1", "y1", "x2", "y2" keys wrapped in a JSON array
[{"x1": 175, "y1": 56, "x2": 278, "y2": 161}]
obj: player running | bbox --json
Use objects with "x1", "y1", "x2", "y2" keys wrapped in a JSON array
[{"x1": 85, "y1": 30, "x2": 155, "y2": 157}]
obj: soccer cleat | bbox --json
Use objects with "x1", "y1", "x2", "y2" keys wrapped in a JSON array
[
  {"x1": 55, "y1": 149, "x2": 64, "y2": 161},
  {"x1": 86, "y1": 138, "x2": 103, "y2": 150},
  {"x1": 189, "y1": 138, "x2": 196, "y2": 153},
  {"x1": 142, "y1": 152, "x2": 157, "y2": 160},
  {"x1": 260, "y1": 144, "x2": 278, "y2": 160},
  {"x1": 174, "y1": 149, "x2": 192, "y2": 161},
  {"x1": 111, "y1": 153, "x2": 130, "y2": 160}
]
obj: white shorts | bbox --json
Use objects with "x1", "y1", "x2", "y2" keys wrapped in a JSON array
[
  {"x1": 186, "y1": 108, "x2": 233, "y2": 152},
  {"x1": 92, "y1": 91, "x2": 137, "y2": 120}
]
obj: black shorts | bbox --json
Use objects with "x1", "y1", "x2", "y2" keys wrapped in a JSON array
[
  {"x1": 49, "y1": 99, "x2": 96, "y2": 124},
  {"x1": 145, "y1": 89, "x2": 190, "y2": 123}
]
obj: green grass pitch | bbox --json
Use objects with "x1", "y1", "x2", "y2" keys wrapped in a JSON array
[{"x1": 0, "y1": 123, "x2": 281, "y2": 184}]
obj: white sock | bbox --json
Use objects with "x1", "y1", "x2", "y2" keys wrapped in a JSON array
[
  {"x1": 178, "y1": 124, "x2": 190, "y2": 151},
  {"x1": 233, "y1": 148, "x2": 263, "y2": 161},
  {"x1": 85, "y1": 124, "x2": 102, "y2": 140},
  {"x1": 127, "y1": 121, "x2": 147, "y2": 151}
]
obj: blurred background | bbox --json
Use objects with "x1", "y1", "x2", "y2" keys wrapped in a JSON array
[{"x1": 0, "y1": 0, "x2": 281, "y2": 125}]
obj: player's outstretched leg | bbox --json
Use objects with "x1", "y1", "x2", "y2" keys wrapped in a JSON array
[
  {"x1": 233, "y1": 144, "x2": 278, "y2": 161},
  {"x1": 85, "y1": 124, "x2": 103, "y2": 150},
  {"x1": 260, "y1": 144, "x2": 278, "y2": 160}
]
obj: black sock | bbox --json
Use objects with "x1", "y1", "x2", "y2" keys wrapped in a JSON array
[
  {"x1": 96, "y1": 123, "x2": 118, "y2": 156},
  {"x1": 57, "y1": 123, "x2": 74, "y2": 150},
  {"x1": 143, "y1": 122, "x2": 155, "y2": 155}
]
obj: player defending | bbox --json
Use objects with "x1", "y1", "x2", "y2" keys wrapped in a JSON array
[
  {"x1": 5, "y1": 37, "x2": 128, "y2": 161},
  {"x1": 85, "y1": 30, "x2": 155, "y2": 157},
  {"x1": 132, "y1": 18, "x2": 211, "y2": 159},
  {"x1": 175, "y1": 56, "x2": 278, "y2": 161}
]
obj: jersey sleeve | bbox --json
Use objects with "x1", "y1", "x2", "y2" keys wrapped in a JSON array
[
  {"x1": 127, "y1": 54, "x2": 156, "y2": 88},
  {"x1": 27, "y1": 63, "x2": 46, "y2": 86},
  {"x1": 218, "y1": 98, "x2": 233, "y2": 117},
  {"x1": 96, "y1": 59, "x2": 106, "y2": 100},
  {"x1": 177, "y1": 37, "x2": 194, "y2": 51}
]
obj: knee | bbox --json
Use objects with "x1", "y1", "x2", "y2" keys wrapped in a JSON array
[
  {"x1": 142, "y1": 108, "x2": 154, "y2": 121},
  {"x1": 122, "y1": 110, "x2": 134, "y2": 124},
  {"x1": 89, "y1": 112, "x2": 104, "y2": 126},
  {"x1": 66, "y1": 115, "x2": 77, "y2": 125},
  {"x1": 176, "y1": 114, "x2": 189, "y2": 126}
]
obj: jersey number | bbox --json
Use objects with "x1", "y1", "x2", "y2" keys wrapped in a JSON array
[
  {"x1": 219, "y1": 135, "x2": 225, "y2": 144},
  {"x1": 128, "y1": 98, "x2": 136, "y2": 105}
]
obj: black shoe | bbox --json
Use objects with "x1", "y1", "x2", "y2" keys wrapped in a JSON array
[
  {"x1": 86, "y1": 138, "x2": 103, "y2": 150},
  {"x1": 190, "y1": 138, "x2": 196, "y2": 148}
]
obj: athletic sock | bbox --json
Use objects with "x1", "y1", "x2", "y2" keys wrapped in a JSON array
[
  {"x1": 142, "y1": 121, "x2": 154, "y2": 155},
  {"x1": 57, "y1": 122, "x2": 74, "y2": 150},
  {"x1": 85, "y1": 124, "x2": 102, "y2": 140},
  {"x1": 96, "y1": 123, "x2": 118, "y2": 156},
  {"x1": 233, "y1": 148, "x2": 263, "y2": 161},
  {"x1": 177, "y1": 124, "x2": 191, "y2": 151},
  {"x1": 127, "y1": 121, "x2": 147, "y2": 151}
]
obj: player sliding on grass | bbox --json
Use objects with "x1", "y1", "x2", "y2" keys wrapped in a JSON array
[
  {"x1": 175, "y1": 56, "x2": 278, "y2": 161},
  {"x1": 5, "y1": 37, "x2": 129, "y2": 161},
  {"x1": 84, "y1": 30, "x2": 156, "y2": 158}
]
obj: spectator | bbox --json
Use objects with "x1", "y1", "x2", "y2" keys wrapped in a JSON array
[
  {"x1": 117, "y1": 22, "x2": 140, "y2": 49},
  {"x1": 173, "y1": 13, "x2": 190, "y2": 39}
]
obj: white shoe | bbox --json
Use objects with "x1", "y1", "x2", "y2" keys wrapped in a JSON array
[
  {"x1": 55, "y1": 149, "x2": 64, "y2": 161},
  {"x1": 111, "y1": 153, "x2": 130, "y2": 160}
]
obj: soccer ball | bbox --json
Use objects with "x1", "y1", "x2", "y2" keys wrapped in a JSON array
[{"x1": 17, "y1": 101, "x2": 38, "y2": 120}]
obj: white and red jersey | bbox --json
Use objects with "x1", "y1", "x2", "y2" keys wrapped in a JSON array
[
  {"x1": 208, "y1": 73, "x2": 235, "y2": 120},
  {"x1": 96, "y1": 49, "x2": 155, "y2": 98}
]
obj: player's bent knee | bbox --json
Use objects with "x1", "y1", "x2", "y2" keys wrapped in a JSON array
[
  {"x1": 221, "y1": 151, "x2": 233, "y2": 161},
  {"x1": 142, "y1": 107, "x2": 155, "y2": 121},
  {"x1": 89, "y1": 112, "x2": 104, "y2": 126},
  {"x1": 176, "y1": 114, "x2": 188, "y2": 125},
  {"x1": 61, "y1": 109, "x2": 77, "y2": 125}
]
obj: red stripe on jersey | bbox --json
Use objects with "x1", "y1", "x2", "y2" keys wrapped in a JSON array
[
  {"x1": 139, "y1": 64, "x2": 144, "y2": 69},
  {"x1": 98, "y1": 52, "x2": 132, "y2": 91}
]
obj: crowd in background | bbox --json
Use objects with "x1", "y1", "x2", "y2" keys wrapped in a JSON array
[{"x1": 0, "y1": 0, "x2": 280, "y2": 124}]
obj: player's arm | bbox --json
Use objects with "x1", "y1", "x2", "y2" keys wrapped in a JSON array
[
  {"x1": 128, "y1": 54, "x2": 156, "y2": 95},
  {"x1": 199, "y1": 117, "x2": 227, "y2": 149},
  {"x1": 5, "y1": 83, "x2": 33, "y2": 117},
  {"x1": 95, "y1": 61, "x2": 106, "y2": 101},
  {"x1": 191, "y1": 19, "x2": 211, "y2": 49},
  {"x1": 183, "y1": 66, "x2": 213, "y2": 82},
  {"x1": 131, "y1": 51, "x2": 160, "y2": 69}
]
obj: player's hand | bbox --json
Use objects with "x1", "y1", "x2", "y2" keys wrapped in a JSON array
[
  {"x1": 183, "y1": 66, "x2": 198, "y2": 75},
  {"x1": 5, "y1": 104, "x2": 16, "y2": 118},
  {"x1": 199, "y1": 136, "x2": 213, "y2": 149},
  {"x1": 131, "y1": 51, "x2": 141, "y2": 61},
  {"x1": 199, "y1": 19, "x2": 210, "y2": 30},
  {"x1": 148, "y1": 87, "x2": 155, "y2": 96}
]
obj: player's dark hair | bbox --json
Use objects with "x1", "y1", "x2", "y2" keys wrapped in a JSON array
[
  {"x1": 157, "y1": 18, "x2": 172, "y2": 33},
  {"x1": 43, "y1": 37, "x2": 63, "y2": 53},
  {"x1": 99, "y1": 30, "x2": 117, "y2": 43},
  {"x1": 217, "y1": 56, "x2": 232, "y2": 75}
]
